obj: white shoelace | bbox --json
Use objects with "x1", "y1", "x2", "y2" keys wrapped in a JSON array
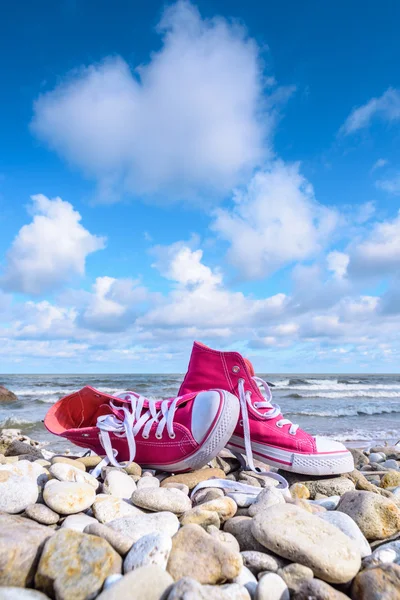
[
  {"x1": 238, "y1": 375, "x2": 299, "y2": 473},
  {"x1": 91, "y1": 392, "x2": 179, "y2": 477},
  {"x1": 192, "y1": 377, "x2": 295, "y2": 500}
]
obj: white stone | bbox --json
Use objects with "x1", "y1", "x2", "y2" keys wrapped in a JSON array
[
  {"x1": 251, "y1": 503, "x2": 361, "y2": 584},
  {"x1": 232, "y1": 566, "x2": 257, "y2": 599},
  {"x1": 0, "y1": 472, "x2": 38, "y2": 513},
  {"x1": 369, "y1": 452, "x2": 385, "y2": 463},
  {"x1": 61, "y1": 513, "x2": 98, "y2": 532},
  {"x1": 363, "y1": 541, "x2": 400, "y2": 568},
  {"x1": 102, "y1": 574, "x2": 123, "y2": 591},
  {"x1": 248, "y1": 487, "x2": 285, "y2": 517},
  {"x1": 49, "y1": 463, "x2": 99, "y2": 490},
  {"x1": 137, "y1": 477, "x2": 160, "y2": 490},
  {"x1": 92, "y1": 495, "x2": 143, "y2": 523},
  {"x1": 103, "y1": 470, "x2": 136, "y2": 499},
  {"x1": 131, "y1": 487, "x2": 192, "y2": 514},
  {"x1": 256, "y1": 573, "x2": 289, "y2": 600},
  {"x1": 43, "y1": 480, "x2": 96, "y2": 515},
  {"x1": 108, "y1": 511, "x2": 180, "y2": 544},
  {"x1": 318, "y1": 511, "x2": 371, "y2": 558},
  {"x1": 0, "y1": 460, "x2": 48, "y2": 487},
  {"x1": 311, "y1": 496, "x2": 340, "y2": 510},
  {"x1": 123, "y1": 532, "x2": 172, "y2": 573}
]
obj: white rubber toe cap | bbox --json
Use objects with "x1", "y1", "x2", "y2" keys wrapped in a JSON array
[
  {"x1": 314, "y1": 436, "x2": 348, "y2": 453},
  {"x1": 191, "y1": 391, "x2": 222, "y2": 443}
]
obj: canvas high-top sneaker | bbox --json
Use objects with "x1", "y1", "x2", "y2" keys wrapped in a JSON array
[
  {"x1": 178, "y1": 342, "x2": 354, "y2": 476},
  {"x1": 45, "y1": 386, "x2": 239, "y2": 472}
]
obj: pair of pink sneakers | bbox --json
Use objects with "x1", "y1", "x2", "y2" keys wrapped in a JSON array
[{"x1": 45, "y1": 342, "x2": 354, "y2": 476}]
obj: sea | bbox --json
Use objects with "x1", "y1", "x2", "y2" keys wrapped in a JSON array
[{"x1": 1, "y1": 374, "x2": 399, "y2": 453}]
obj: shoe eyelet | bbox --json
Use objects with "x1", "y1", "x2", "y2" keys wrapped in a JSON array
[
  {"x1": 289, "y1": 431, "x2": 296, "y2": 436},
  {"x1": 232, "y1": 366, "x2": 240, "y2": 373},
  {"x1": 169, "y1": 432, "x2": 176, "y2": 439},
  {"x1": 155, "y1": 433, "x2": 162, "y2": 440},
  {"x1": 142, "y1": 434, "x2": 149, "y2": 440},
  {"x1": 239, "y1": 420, "x2": 243, "y2": 427},
  {"x1": 276, "y1": 422, "x2": 283, "y2": 429},
  {"x1": 82, "y1": 433, "x2": 90, "y2": 437}
]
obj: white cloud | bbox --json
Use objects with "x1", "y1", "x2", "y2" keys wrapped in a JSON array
[
  {"x1": 1, "y1": 195, "x2": 105, "y2": 295},
  {"x1": 340, "y1": 88, "x2": 400, "y2": 135},
  {"x1": 371, "y1": 158, "x2": 388, "y2": 172},
  {"x1": 348, "y1": 211, "x2": 400, "y2": 277},
  {"x1": 140, "y1": 243, "x2": 287, "y2": 330},
  {"x1": 376, "y1": 174, "x2": 400, "y2": 195},
  {"x1": 327, "y1": 251, "x2": 349, "y2": 279},
  {"x1": 212, "y1": 161, "x2": 337, "y2": 279},
  {"x1": 78, "y1": 276, "x2": 148, "y2": 332},
  {"x1": 30, "y1": 1, "x2": 284, "y2": 201}
]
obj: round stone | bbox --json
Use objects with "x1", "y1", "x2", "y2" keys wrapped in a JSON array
[
  {"x1": 195, "y1": 497, "x2": 237, "y2": 523},
  {"x1": 161, "y1": 468, "x2": 226, "y2": 490},
  {"x1": 166, "y1": 524, "x2": 243, "y2": 584},
  {"x1": 108, "y1": 511, "x2": 180, "y2": 544},
  {"x1": 131, "y1": 487, "x2": 192, "y2": 514},
  {"x1": 380, "y1": 470, "x2": 400, "y2": 489},
  {"x1": 0, "y1": 472, "x2": 38, "y2": 513},
  {"x1": 103, "y1": 470, "x2": 137, "y2": 499},
  {"x1": 318, "y1": 510, "x2": 371, "y2": 558},
  {"x1": 337, "y1": 490, "x2": 400, "y2": 541},
  {"x1": 251, "y1": 503, "x2": 361, "y2": 584},
  {"x1": 352, "y1": 563, "x2": 400, "y2": 600},
  {"x1": 95, "y1": 566, "x2": 173, "y2": 600},
  {"x1": 0, "y1": 589, "x2": 51, "y2": 599},
  {"x1": 248, "y1": 487, "x2": 285, "y2": 517},
  {"x1": 51, "y1": 457, "x2": 86, "y2": 471},
  {"x1": 61, "y1": 513, "x2": 98, "y2": 531},
  {"x1": 124, "y1": 532, "x2": 172, "y2": 573},
  {"x1": 84, "y1": 522, "x2": 133, "y2": 556},
  {"x1": 92, "y1": 495, "x2": 144, "y2": 523},
  {"x1": 224, "y1": 517, "x2": 266, "y2": 552},
  {"x1": 35, "y1": 529, "x2": 122, "y2": 600},
  {"x1": 49, "y1": 463, "x2": 99, "y2": 489},
  {"x1": 277, "y1": 563, "x2": 314, "y2": 592},
  {"x1": 137, "y1": 477, "x2": 160, "y2": 490},
  {"x1": 289, "y1": 483, "x2": 310, "y2": 500},
  {"x1": 256, "y1": 573, "x2": 289, "y2": 600},
  {"x1": 124, "y1": 462, "x2": 142, "y2": 477},
  {"x1": 294, "y1": 579, "x2": 352, "y2": 600},
  {"x1": 25, "y1": 503, "x2": 59, "y2": 525},
  {"x1": 43, "y1": 480, "x2": 96, "y2": 515},
  {"x1": 241, "y1": 550, "x2": 286, "y2": 574},
  {"x1": 180, "y1": 507, "x2": 221, "y2": 528}
]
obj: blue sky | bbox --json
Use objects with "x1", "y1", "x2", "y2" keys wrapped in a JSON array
[{"x1": 1, "y1": 0, "x2": 400, "y2": 373}]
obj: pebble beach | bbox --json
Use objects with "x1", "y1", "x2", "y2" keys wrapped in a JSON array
[{"x1": 0, "y1": 426, "x2": 400, "y2": 600}]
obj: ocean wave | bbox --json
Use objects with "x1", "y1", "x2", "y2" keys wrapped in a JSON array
[
  {"x1": 0, "y1": 417, "x2": 42, "y2": 429},
  {"x1": 325, "y1": 429, "x2": 400, "y2": 442},
  {"x1": 283, "y1": 390, "x2": 400, "y2": 399},
  {"x1": 287, "y1": 405, "x2": 400, "y2": 418}
]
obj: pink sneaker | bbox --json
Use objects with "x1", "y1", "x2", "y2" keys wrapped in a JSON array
[
  {"x1": 44, "y1": 386, "x2": 239, "y2": 472},
  {"x1": 178, "y1": 342, "x2": 354, "y2": 476}
]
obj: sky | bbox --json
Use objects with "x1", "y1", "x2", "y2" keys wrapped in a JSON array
[{"x1": 1, "y1": 0, "x2": 400, "y2": 374}]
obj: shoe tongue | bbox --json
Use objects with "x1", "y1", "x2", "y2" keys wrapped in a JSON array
[{"x1": 244, "y1": 357, "x2": 255, "y2": 376}]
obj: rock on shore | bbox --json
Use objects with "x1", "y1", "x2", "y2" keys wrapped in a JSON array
[{"x1": 0, "y1": 432, "x2": 398, "y2": 599}]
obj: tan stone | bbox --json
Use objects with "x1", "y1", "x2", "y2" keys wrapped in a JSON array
[
  {"x1": 51, "y1": 456, "x2": 86, "y2": 471},
  {"x1": 380, "y1": 470, "x2": 400, "y2": 489},
  {"x1": 161, "y1": 468, "x2": 226, "y2": 490},
  {"x1": 293, "y1": 579, "x2": 351, "y2": 600},
  {"x1": 337, "y1": 490, "x2": 400, "y2": 541},
  {"x1": 290, "y1": 483, "x2": 310, "y2": 500},
  {"x1": 96, "y1": 565, "x2": 173, "y2": 600},
  {"x1": 124, "y1": 462, "x2": 142, "y2": 477},
  {"x1": 35, "y1": 529, "x2": 121, "y2": 600},
  {"x1": 78, "y1": 455, "x2": 103, "y2": 468},
  {"x1": 197, "y1": 496, "x2": 237, "y2": 523},
  {"x1": 167, "y1": 524, "x2": 243, "y2": 584},
  {"x1": 352, "y1": 563, "x2": 400, "y2": 600},
  {"x1": 180, "y1": 507, "x2": 220, "y2": 528},
  {"x1": 0, "y1": 514, "x2": 54, "y2": 587}
]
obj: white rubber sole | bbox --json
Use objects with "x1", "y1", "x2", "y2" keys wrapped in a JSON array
[
  {"x1": 227, "y1": 435, "x2": 354, "y2": 476},
  {"x1": 146, "y1": 390, "x2": 240, "y2": 472}
]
